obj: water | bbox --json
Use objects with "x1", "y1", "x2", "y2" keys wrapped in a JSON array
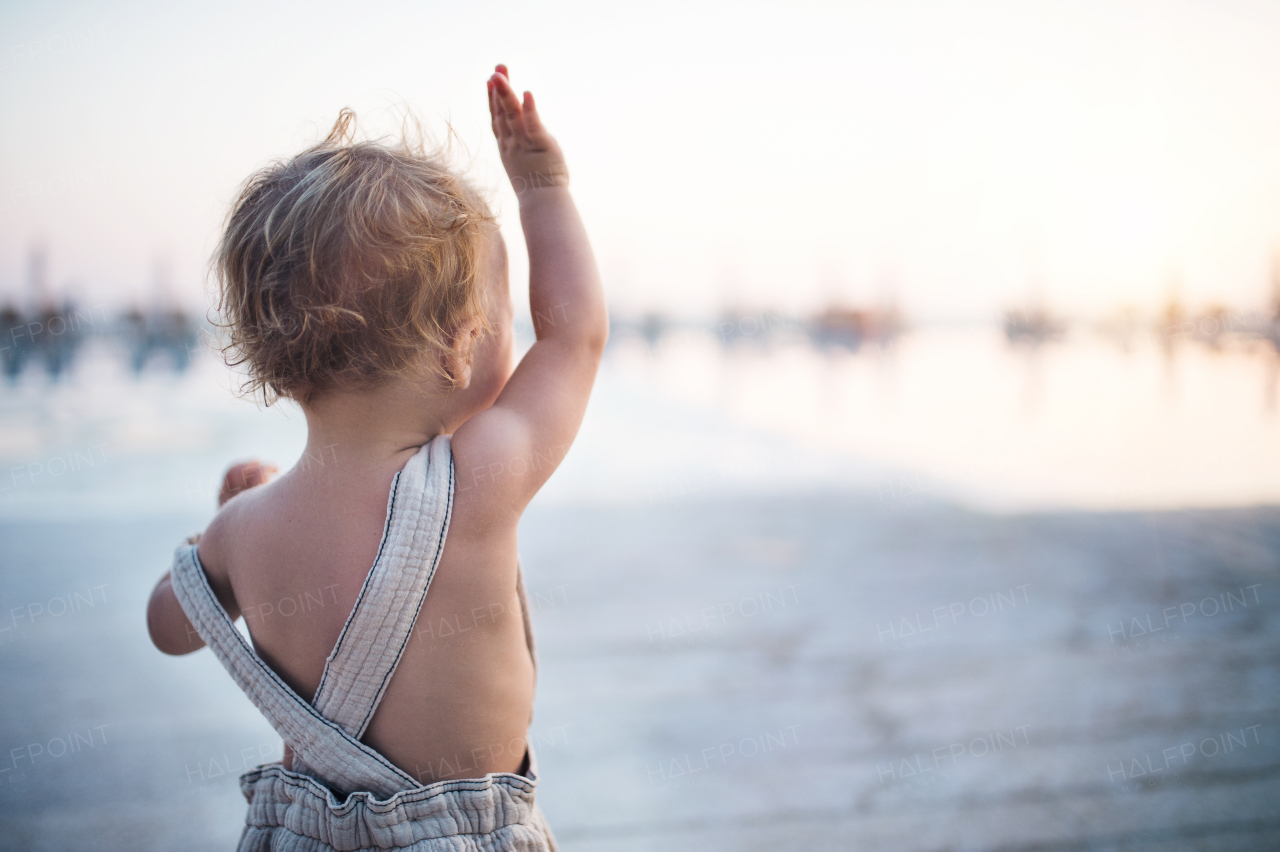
[
  {"x1": 605, "y1": 326, "x2": 1280, "y2": 511},
  {"x1": 1, "y1": 327, "x2": 1277, "y2": 520}
]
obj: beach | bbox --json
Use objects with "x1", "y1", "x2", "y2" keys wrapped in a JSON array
[
  {"x1": 1, "y1": 493, "x2": 1277, "y2": 850},
  {"x1": 1, "y1": 330, "x2": 1278, "y2": 849}
]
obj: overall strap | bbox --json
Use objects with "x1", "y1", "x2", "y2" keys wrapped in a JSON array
[
  {"x1": 169, "y1": 544, "x2": 418, "y2": 799},
  {"x1": 310, "y1": 435, "x2": 455, "y2": 739}
]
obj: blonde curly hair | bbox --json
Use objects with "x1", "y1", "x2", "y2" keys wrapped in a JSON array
[{"x1": 214, "y1": 109, "x2": 494, "y2": 404}]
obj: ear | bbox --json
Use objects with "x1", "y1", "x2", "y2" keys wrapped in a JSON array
[{"x1": 444, "y1": 316, "x2": 483, "y2": 389}]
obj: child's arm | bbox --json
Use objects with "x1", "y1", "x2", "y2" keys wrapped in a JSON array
[
  {"x1": 146, "y1": 462, "x2": 274, "y2": 655},
  {"x1": 452, "y1": 66, "x2": 608, "y2": 514}
]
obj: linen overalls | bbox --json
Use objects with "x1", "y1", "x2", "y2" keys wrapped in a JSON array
[{"x1": 170, "y1": 435, "x2": 557, "y2": 851}]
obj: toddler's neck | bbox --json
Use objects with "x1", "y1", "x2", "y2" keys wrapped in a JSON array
[{"x1": 296, "y1": 379, "x2": 456, "y2": 477}]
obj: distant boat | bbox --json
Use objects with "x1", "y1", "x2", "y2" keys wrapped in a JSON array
[
  {"x1": 35, "y1": 301, "x2": 85, "y2": 379},
  {"x1": 0, "y1": 304, "x2": 28, "y2": 381},
  {"x1": 0, "y1": 300, "x2": 85, "y2": 382},
  {"x1": 808, "y1": 305, "x2": 903, "y2": 351},
  {"x1": 120, "y1": 304, "x2": 200, "y2": 374},
  {"x1": 1003, "y1": 308, "x2": 1065, "y2": 344}
]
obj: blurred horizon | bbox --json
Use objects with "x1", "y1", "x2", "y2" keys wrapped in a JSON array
[{"x1": 3, "y1": 317, "x2": 1280, "y2": 521}]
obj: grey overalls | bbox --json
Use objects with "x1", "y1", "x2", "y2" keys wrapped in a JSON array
[{"x1": 170, "y1": 435, "x2": 558, "y2": 851}]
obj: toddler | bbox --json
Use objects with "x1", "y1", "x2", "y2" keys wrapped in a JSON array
[{"x1": 146, "y1": 65, "x2": 606, "y2": 851}]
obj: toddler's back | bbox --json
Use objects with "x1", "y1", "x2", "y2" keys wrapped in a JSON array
[{"x1": 200, "y1": 429, "x2": 537, "y2": 782}]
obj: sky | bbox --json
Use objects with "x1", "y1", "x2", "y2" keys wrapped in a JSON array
[{"x1": 2, "y1": 0, "x2": 1280, "y2": 323}]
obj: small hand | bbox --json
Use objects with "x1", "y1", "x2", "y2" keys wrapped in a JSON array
[
  {"x1": 487, "y1": 64, "x2": 569, "y2": 193},
  {"x1": 218, "y1": 460, "x2": 277, "y2": 507}
]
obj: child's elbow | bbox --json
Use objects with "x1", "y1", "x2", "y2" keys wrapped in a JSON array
[
  {"x1": 147, "y1": 576, "x2": 203, "y2": 656},
  {"x1": 146, "y1": 602, "x2": 184, "y2": 656},
  {"x1": 583, "y1": 314, "x2": 609, "y2": 358},
  {"x1": 150, "y1": 625, "x2": 201, "y2": 656},
  {"x1": 150, "y1": 633, "x2": 188, "y2": 657}
]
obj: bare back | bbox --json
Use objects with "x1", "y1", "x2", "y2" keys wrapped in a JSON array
[{"x1": 198, "y1": 442, "x2": 534, "y2": 783}]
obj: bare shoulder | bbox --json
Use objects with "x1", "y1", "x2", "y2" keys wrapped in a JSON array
[
  {"x1": 451, "y1": 406, "x2": 572, "y2": 525},
  {"x1": 197, "y1": 480, "x2": 282, "y2": 587}
]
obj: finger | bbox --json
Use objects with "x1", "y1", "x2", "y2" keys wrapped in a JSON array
[
  {"x1": 488, "y1": 75, "x2": 516, "y2": 139},
  {"x1": 218, "y1": 474, "x2": 241, "y2": 505},
  {"x1": 252, "y1": 463, "x2": 279, "y2": 484},
  {"x1": 225, "y1": 461, "x2": 274, "y2": 491},
  {"x1": 224, "y1": 464, "x2": 249, "y2": 490},
  {"x1": 494, "y1": 82, "x2": 525, "y2": 138},
  {"x1": 488, "y1": 80, "x2": 500, "y2": 137},
  {"x1": 522, "y1": 91, "x2": 547, "y2": 137},
  {"x1": 493, "y1": 73, "x2": 522, "y2": 119},
  {"x1": 492, "y1": 84, "x2": 515, "y2": 139},
  {"x1": 220, "y1": 471, "x2": 268, "y2": 505},
  {"x1": 490, "y1": 71, "x2": 518, "y2": 111}
]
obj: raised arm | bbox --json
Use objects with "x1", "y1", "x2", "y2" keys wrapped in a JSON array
[{"x1": 452, "y1": 66, "x2": 608, "y2": 515}]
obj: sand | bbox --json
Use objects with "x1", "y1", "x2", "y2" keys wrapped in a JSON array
[{"x1": 0, "y1": 490, "x2": 1277, "y2": 851}]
